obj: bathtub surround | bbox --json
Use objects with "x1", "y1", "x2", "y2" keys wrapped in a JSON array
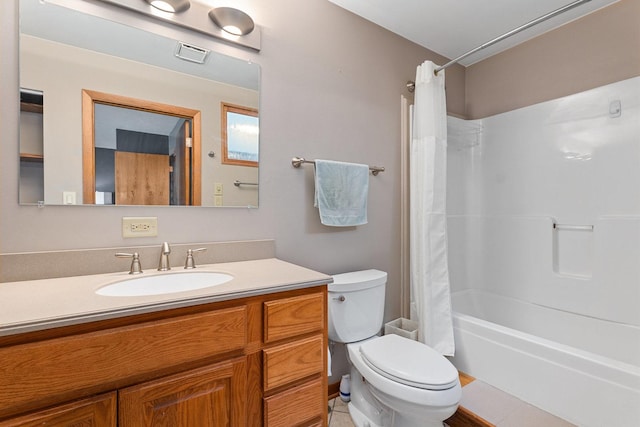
[
  {"x1": 447, "y1": 77, "x2": 640, "y2": 427},
  {"x1": 410, "y1": 60, "x2": 454, "y2": 355}
]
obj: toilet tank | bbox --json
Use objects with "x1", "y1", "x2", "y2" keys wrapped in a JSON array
[{"x1": 328, "y1": 269, "x2": 387, "y2": 343}]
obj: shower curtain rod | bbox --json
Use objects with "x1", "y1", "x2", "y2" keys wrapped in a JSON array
[{"x1": 407, "y1": 0, "x2": 591, "y2": 90}]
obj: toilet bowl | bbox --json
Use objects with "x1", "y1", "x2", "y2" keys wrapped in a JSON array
[
  {"x1": 328, "y1": 270, "x2": 461, "y2": 427},
  {"x1": 347, "y1": 335, "x2": 461, "y2": 426}
]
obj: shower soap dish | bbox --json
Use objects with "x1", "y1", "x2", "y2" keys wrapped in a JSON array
[{"x1": 384, "y1": 318, "x2": 418, "y2": 340}]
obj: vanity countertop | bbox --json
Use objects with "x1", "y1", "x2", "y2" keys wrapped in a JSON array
[{"x1": 0, "y1": 258, "x2": 332, "y2": 337}]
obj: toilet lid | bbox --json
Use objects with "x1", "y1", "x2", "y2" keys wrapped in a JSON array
[{"x1": 359, "y1": 334, "x2": 459, "y2": 390}]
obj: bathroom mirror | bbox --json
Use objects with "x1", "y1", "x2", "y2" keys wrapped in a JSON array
[{"x1": 19, "y1": 0, "x2": 260, "y2": 207}]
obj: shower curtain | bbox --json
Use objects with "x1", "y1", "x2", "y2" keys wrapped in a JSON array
[{"x1": 410, "y1": 60, "x2": 455, "y2": 356}]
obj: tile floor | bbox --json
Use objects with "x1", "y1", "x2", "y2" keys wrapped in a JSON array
[
  {"x1": 328, "y1": 397, "x2": 355, "y2": 427},
  {"x1": 327, "y1": 379, "x2": 575, "y2": 427}
]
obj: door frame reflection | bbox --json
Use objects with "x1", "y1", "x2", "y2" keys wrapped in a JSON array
[{"x1": 81, "y1": 89, "x2": 202, "y2": 205}]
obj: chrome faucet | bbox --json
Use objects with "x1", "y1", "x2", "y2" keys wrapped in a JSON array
[{"x1": 158, "y1": 242, "x2": 171, "y2": 271}]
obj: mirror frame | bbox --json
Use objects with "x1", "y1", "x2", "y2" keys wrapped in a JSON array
[{"x1": 81, "y1": 89, "x2": 202, "y2": 205}]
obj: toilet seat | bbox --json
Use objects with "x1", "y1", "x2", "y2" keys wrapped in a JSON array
[{"x1": 359, "y1": 334, "x2": 459, "y2": 390}]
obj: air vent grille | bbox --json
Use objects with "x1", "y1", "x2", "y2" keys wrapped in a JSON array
[{"x1": 175, "y1": 42, "x2": 210, "y2": 64}]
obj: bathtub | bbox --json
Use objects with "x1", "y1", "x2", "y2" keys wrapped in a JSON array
[{"x1": 450, "y1": 289, "x2": 640, "y2": 427}]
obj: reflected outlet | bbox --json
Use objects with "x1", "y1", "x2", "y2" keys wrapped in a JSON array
[{"x1": 122, "y1": 217, "x2": 158, "y2": 238}]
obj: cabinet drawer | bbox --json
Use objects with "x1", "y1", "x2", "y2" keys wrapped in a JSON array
[
  {"x1": 263, "y1": 334, "x2": 324, "y2": 391},
  {"x1": 0, "y1": 306, "x2": 246, "y2": 419},
  {"x1": 0, "y1": 392, "x2": 116, "y2": 427},
  {"x1": 263, "y1": 292, "x2": 325, "y2": 343},
  {"x1": 264, "y1": 378, "x2": 325, "y2": 427}
]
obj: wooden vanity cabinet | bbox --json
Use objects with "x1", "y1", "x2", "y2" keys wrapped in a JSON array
[{"x1": 0, "y1": 286, "x2": 328, "y2": 427}]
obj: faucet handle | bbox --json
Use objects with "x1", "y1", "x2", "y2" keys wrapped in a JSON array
[
  {"x1": 184, "y1": 248, "x2": 207, "y2": 269},
  {"x1": 115, "y1": 252, "x2": 143, "y2": 275}
]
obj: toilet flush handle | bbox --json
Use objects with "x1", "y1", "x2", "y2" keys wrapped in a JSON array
[{"x1": 333, "y1": 295, "x2": 346, "y2": 302}]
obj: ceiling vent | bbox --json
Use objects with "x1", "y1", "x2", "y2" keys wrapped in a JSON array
[{"x1": 175, "y1": 42, "x2": 209, "y2": 64}]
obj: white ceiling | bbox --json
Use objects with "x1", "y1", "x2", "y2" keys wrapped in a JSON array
[{"x1": 328, "y1": 0, "x2": 620, "y2": 66}]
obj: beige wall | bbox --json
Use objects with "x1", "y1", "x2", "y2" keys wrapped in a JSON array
[{"x1": 465, "y1": 0, "x2": 640, "y2": 119}]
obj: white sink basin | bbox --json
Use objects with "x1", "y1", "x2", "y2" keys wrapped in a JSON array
[{"x1": 96, "y1": 271, "x2": 233, "y2": 297}]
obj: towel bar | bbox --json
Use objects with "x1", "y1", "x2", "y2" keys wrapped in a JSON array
[
  {"x1": 233, "y1": 180, "x2": 258, "y2": 187},
  {"x1": 291, "y1": 157, "x2": 385, "y2": 176}
]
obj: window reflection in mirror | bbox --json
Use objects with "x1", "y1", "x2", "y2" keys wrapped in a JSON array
[{"x1": 221, "y1": 103, "x2": 259, "y2": 168}]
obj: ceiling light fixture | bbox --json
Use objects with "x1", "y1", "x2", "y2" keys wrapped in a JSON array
[
  {"x1": 97, "y1": 0, "x2": 260, "y2": 50},
  {"x1": 208, "y1": 7, "x2": 255, "y2": 36},
  {"x1": 144, "y1": 0, "x2": 191, "y2": 13}
]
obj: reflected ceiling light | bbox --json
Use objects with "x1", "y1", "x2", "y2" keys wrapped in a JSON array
[
  {"x1": 208, "y1": 7, "x2": 255, "y2": 36},
  {"x1": 144, "y1": 0, "x2": 191, "y2": 13}
]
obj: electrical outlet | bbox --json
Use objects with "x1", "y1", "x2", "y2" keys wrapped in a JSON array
[
  {"x1": 214, "y1": 182, "x2": 223, "y2": 195},
  {"x1": 122, "y1": 217, "x2": 158, "y2": 238},
  {"x1": 214, "y1": 196, "x2": 223, "y2": 206}
]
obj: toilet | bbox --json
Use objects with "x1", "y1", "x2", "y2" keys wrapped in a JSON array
[{"x1": 328, "y1": 269, "x2": 461, "y2": 427}]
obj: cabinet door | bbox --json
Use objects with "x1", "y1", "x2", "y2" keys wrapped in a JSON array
[
  {"x1": 119, "y1": 358, "x2": 246, "y2": 427},
  {"x1": 0, "y1": 392, "x2": 116, "y2": 427}
]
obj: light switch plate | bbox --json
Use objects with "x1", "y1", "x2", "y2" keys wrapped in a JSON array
[
  {"x1": 63, "y1": 191, "x2": 76, "y2": 205},
  {"x1": 122, "y1": 217, "x2": 158, "y2": 238}
]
